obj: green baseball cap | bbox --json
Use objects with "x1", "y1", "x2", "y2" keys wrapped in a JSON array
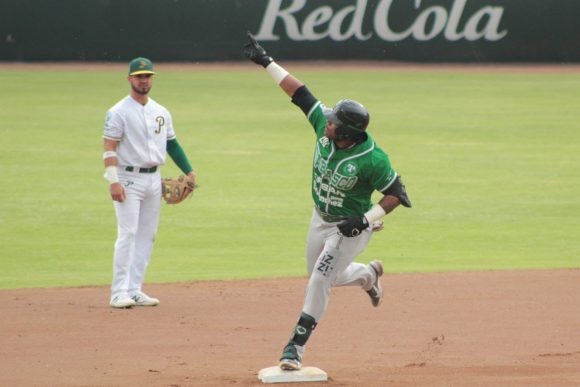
[{"x1": 128, "y1": 57, "x2": 156, "y2": 76}]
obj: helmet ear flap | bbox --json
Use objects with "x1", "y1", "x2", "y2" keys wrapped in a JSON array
[{"x1": 335, "y1": 126, "x2": 366, "y2": 142}]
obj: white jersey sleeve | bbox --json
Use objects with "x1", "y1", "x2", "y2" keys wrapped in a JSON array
[
  {"x1": 103, "y1": 109, "x2": 124, "y2": 141},
  {"x1": 166, "y1": 110, "x2": 176, "y2": 141}
]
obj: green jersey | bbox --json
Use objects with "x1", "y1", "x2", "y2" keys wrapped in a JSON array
[{"x1": 307, "y1": 101, "x2": 397, "y2": 217}]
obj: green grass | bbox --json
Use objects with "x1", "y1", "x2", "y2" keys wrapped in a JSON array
[{"x1": 0, "y1": 67, "x2": 578, "y2": 289}]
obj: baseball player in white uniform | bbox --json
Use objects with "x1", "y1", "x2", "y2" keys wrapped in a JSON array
[{"x1": 103, "y1": 57, "x2": 196, "y2": 308}]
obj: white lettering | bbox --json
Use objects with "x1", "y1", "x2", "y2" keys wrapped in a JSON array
[
  {"x1": 412, "y1": 4, "x2": 447, "y2": 41},
  {"x1": 328, "y1": 0, "x2": 372, "y2": 41},
  {"x1": 255, "y1": 0, "x2": 507, "y2": 43},
  {"x1": 303, "y1": 7, "x2": 333, "y2": 40},
  {"x1": 464, "y1": 6, "x2": 508, "y2": 41},
  {"x1": 444, "y1": 0, "x2": 466, "y2": 40},
  {"x1": 255, "y1": 0, "x2": 306, "y2": 41},
  {"x1": 374, "y1": 0, "x2": 412, "y2": 41}
]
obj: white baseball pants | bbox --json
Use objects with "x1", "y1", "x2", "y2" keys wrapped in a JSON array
[
  {"x1": 111, "y1": 169, "x2": 161, "y2": 298},
  {"x1": 302, "y1": 209, "x2": 377, "y2": 321}
]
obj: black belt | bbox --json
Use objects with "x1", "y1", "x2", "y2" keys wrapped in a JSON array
[
  {"x1": 314, "y1": 207, "x2": 348, "y2": 223},
  {"x1": 125, "y1": 166, "x2": 157, "y2": 173}
]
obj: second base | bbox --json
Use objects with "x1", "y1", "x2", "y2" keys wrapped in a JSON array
[{"x1": 258, "y1": 366, "x2": 328, "y2": 383}]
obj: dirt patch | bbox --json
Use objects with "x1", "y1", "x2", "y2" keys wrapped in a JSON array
[{"x1": 1, "y1": 269, "x2": 579, "y2": 386}]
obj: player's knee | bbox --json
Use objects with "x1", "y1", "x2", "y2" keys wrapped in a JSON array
[{"x1": 117, "y1": 225, "x2": 137, "y2": 240}]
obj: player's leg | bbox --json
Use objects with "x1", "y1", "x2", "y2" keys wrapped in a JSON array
[
  {"x1": 330, "y1": 230, "x2": 384, "y2": 306},
  {"x1": 332, "y1": 229, "x2": 374, "y2": 288},
  {"x1": 279, "y1": 312, "x2": 317, "y2": 370},
  {"x1": 110, "y1": 172, "x2": 143, "y2": 307},
  {"x1": 128, "y1": 173, "x2": 161, "y2": 305},
  {"x1": 305, "y1": 209, "x2": 326, "y2": 276},
  {"x1": 307, "y1": 210, "x2": 376, "y2": 288},
  {"x1": 280, "y1": 231, "x2": 361, "y2": 369},
  {"x1": 280, "y1": 210, "x2": 328, "y2": 370},
  {"x1": 303, "y1": 231, "x2": 368, "y2": 320}
]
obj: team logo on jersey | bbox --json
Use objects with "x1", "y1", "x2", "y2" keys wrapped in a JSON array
[
  {"x1": 331, "y1": 173, "x2": 358, "y2": 190},
  {"x1": 319, "y1": 136, "x2": 330, "y2": 147},
  {"x1": 155, "y1": 116, "x2": 165, "y2": 134},
  {"x1": 343, "y1": 162, "x2": 357, "y2": 176}
]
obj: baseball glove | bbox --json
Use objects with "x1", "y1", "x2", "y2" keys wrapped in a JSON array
[{"x1": 161, "y1": 175, "x2": 197, "y2": 204}]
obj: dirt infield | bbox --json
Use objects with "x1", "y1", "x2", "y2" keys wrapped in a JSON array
[{"x1": 1, "y1": 269, "x2": 579, "y2": 386}]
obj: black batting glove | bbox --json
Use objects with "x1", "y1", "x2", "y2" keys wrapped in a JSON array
[
  {"x1": 243, "y1": 32, "x2": 273, "y2": 68},
  {"x1": 337, "y1": 216, "x2": 370, "y2": 237}
]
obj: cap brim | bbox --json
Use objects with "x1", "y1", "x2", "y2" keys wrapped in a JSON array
[{"x1": 129, "y1": 70, "x2": 156, "y2": 76}]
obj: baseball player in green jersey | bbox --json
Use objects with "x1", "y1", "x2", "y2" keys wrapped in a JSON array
[{"x1": 244, "y1": 34, "x2": 411, "y2": 371}]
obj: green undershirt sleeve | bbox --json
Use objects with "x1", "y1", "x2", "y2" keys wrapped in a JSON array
[{"x1": 166, "y1": 138, "x2": 193, "y2": 174}]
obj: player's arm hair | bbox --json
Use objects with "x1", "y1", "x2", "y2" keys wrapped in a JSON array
[
  {"x1": 166, "y1": 138, "x2": 193, "y2": 174},
  {"x1": 291, "y1": 86, "x2": 318, "y2": 116},
  {"x1": 380, "y1": 176, "x2": 412, "y2": 208}
]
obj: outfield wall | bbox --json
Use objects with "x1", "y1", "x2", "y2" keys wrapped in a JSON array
[{"x1": 1, "y1": 0, "x2": 579, "y2": 62}]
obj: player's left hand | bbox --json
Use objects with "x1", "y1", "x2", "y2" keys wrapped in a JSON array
[
  {"x1": 338, "y1": 216, "x2": 370, "y2": 237},
  {"x1": 161, "y1": 174, "x2": 198, "y2": 205},
  {"x1": 243, "y1": 32, "x2": 273, "y2": 67},
  {"x1": 186, "y1": 171, "x2": 197, "y2": 191}
]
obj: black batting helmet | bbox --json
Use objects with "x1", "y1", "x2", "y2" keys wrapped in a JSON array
[{"x1": 324, "y1": 99, "x2": 370, "y2": 141}]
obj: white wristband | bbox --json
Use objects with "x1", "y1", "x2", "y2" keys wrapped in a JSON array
[
  {"x1": 103, "y1": 151, "x2": 117, "y2": 160},
  {"x1": 364, "y1": 204, "x2": 387, "y2": 223},
  {"x1": 104, "y1": 166, "x2": 119, "y2": 184},
  {"x1": 266, "y1": 61, "x2": 289, "y2": 84}
]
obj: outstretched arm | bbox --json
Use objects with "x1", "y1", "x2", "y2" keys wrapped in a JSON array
[{"x1": 243, "y1": 32, "x2": 303, "y2": 97}]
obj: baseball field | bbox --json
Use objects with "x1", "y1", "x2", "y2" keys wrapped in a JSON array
[{"x1": 0, "y1": 62, "x2": 579, "y2": 386}]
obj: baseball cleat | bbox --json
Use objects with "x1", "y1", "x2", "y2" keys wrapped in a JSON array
[
  {"x1": 279, "y1": 358, "x2": 302, "y2": 371},
  {"x1": 279, "y1": 342, "x2": 304, "y2": 371},
  {"x1": 131, "y1": 291, "x2": 160, "y2": 306},
  {"x1": 110, "y1": 294, "x2": 136, "y2": 309},
  {"x1": 366, "y1": 260, "x2": 384, "y2": 307}
]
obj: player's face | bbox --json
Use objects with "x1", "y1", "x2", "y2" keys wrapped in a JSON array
[
  {"x1": 324, "y1": 120, "x2": 339, "y2": 139},
  {"x1": 128, "y1": 74, "x2": 153, "y2": 95}
]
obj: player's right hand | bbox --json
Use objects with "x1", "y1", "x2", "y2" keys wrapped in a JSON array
[
  {"x1": 110, "y1": 182, "x2": 125, "y2": 202},
  {"x1": 243, "y1": 32, "x2": 273, "y2": 68}
]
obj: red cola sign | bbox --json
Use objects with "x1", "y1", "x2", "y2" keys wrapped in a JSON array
[{"x1": 255, "y1": 0, "x2": 507, "y2": 42}]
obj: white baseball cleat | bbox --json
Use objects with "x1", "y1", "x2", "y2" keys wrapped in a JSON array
[
  {"x1": 110, "y1": 294, "x2": 136, "y2": 309},
  {"x1": 131, "y1": 291, "x2": 160, "y2": 306},
  {"x1": 367, "y1": 260, "x2": 384, "y2": 307}
]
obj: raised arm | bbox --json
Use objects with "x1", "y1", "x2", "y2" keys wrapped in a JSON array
[{"x1": 243, "y1": 32, "x2": 304, "y2": 97}]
